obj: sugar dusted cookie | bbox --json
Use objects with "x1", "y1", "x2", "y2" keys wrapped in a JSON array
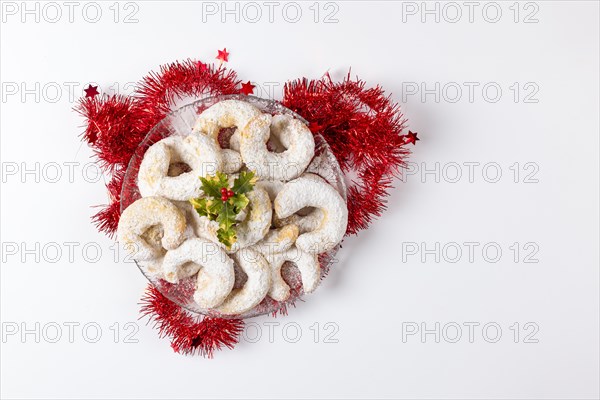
[
  {"x1": 265, "y1": 245, "x2": 320, "y2": 302},
  {"x1": 138, "y1": 133, "x2": 222, "y2": 201},
  {"x1": 274, "y1": 173, "x2": 347, "y2": 254},
  {"x1": 162, "y1": 238, "x2": 235, "y2": 309},
  {"x1": 193, "y1": 99, "x2": 262, "y2": 152},
  {"x1": 240, "y1": 114, "x2": 315, "y2": 182},
  {"x1": 215, "y1": 248, "x2": 271, "y2": 315},
  {"x1": 117, "y1": 196, "x2": 186, "y2": 261}
]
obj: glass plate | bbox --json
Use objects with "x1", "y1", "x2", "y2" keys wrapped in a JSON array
[{"x1": 121, "y1": 94, "x2": 347, "y2": 319}]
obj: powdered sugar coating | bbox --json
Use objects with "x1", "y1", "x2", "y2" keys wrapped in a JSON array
[
  {"x1": 138, "y1": 257, "x2": 165, "y2": 279},
  {"x1": 274, "y1": 208, "x2": 325, "y2": 234},
  {"x1": 265, "y1": 246, "x2": 320, "y2": 302},
  {"x1": 117, "y1": 196, "x2": 186, "y2": 260},
  {"x1": 138, "y1": 133, "x2": 221, "y2": 201},
  {"x1": 162, "y1": 238, "x2": 235, "y2": 309},
  {"x1": 193, "y1": 99, "x2": 261, "y2": 142},
  {"x1": 240, "y1": 114, "x2": 315, "y2": 181},
  {"x1": 257, "y1": 180, "x2": 325, "y2": 233},
  {"x1": 274, "y1": 173, "x2": 348, "y2": 254},
  {"x1": 221, "y1": 149, "x2": 243, "y2": 173},
  {"x1": 253, "y1": 225, "x2": 299, "y2": 257},
  {"x1": 215, "y1": 248, "x2": 271, "y2": 315},
  {"x1": 255, "y1": 180, "x2": 284, "y2": 201},
  {"x1": 229, "y1": 187, "x2": 272, "y2": 252}
]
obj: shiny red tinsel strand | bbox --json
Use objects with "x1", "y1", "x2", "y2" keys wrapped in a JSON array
[
  {"x1": 282, "y1": 73, "x2": 410, "y2": 234},
  {"x1": 140, "y1": 285, "x2": 244, "y2": 357},
  {"x1": 91, "y1": 167, "x2": 125, "y2": 238},
  {"x1": 135, "y1": 59, "x2": 241, "y2": 133},
  {"x1": 75, "y1": 94, "x2": 146, "y2": 171}
]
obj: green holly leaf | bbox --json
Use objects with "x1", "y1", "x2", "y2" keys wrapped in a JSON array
[
  {"x1": 189, "y1": 197, "x2": 206, "y2": 211},
  {"x1": 229, "y1": 193, "x2": 250, "y2": 215},
  {"x1": 190, "y1": 171, "x2": 256, "y2": 248},
  {"x1": 189, "y1": 197, "x2": 210, "y2": 217},
  {"x1": 207, "y1": 199, "x2": 221, "y2": 216},
  {"x1": 217, "y1": 227, "x2": 237, "y2": 248},
  {"x1": 232, "y1": 171, "x2": 257, "y2": 195},
  {"x1": 199, "y1": 171, "x2": 229, "y2": 198},
  {"x1": 189, "y1": 197, "x2": 221, "y2": 220},
  {"x1": 216, "y1": 201, "x2": 236, "y2": 230}
]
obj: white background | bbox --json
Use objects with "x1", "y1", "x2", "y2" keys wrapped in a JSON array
[{"x1": 1, "y1": 1, "x2": 599, "y2": 399}]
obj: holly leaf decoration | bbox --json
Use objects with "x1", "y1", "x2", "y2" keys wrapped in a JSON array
[
  {"x1": 217, "y1": 227, "x2": 236, "y2": 248},
  {"x1": 217, "y1": 202, "x2": 236, "y2": 230},
  {"x1": 190, "y1": 197, "x2": 209, "y2": 217},
  {"x1": 230, "y1": 193, "x2": 250, "y2": 214},
  {"x1": 189, "y1": 197, "x2": 219, "y2": 219},
  {"x1": 216, "y1": 202, "x2": 237, "y2": 248},
  {"x1": 232, "y1": 171, "x2": 257, "y2": 195},
  {"x1": 199, "y1": 171, "x2": 229, "y2": 198},
  {"x1": 189, "y1": 171, "x2": 256, "y2": 249}
]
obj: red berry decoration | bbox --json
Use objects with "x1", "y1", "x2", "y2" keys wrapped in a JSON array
[
  {"x1": 221, "y1": 195, "x2": 228, "y2": 201},
  {"x1": 227, "y1": 190, "x2": 234, "y2": 197}
]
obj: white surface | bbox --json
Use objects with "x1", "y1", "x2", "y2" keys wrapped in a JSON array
[{"x1": 1, "y1": 1, "x2": 599, "y2": 399}]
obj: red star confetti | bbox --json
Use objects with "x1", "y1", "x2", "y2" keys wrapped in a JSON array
[
  {"x1": 240, "y1": 81, "x2": 255, "y2": 95},
  {"x1": 402, "y1": 130, "x2": 419, "y2": 145},
  {"x1": 216, "y1": 48, "x2": 229, "y2": 63},
  {"x1": 197, "y1": 61, "x2": 208, "y2": 73},
  {"x1": 84, "y1": 84, "x2": 99, "y2": 98}
]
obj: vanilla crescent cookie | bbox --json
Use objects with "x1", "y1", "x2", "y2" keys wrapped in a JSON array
[
  {"x1": 138, "y1": 133, "x2": 221, "y2": 201},
  {"x1": 137, "y1": 257, "x2": 165, "y2": 279},
  {"x1": 230, "y1": 187, "x2": 273, "y2": 252},
  {"x1": 117, "y1": 196, "x2": 186, "y2": 261},
  {"x1": 255, "y1": 180, "x2": 284, "y2": 201},
  {"x1": 240, "y1": 114, "x2": 315, "y2": 181},
  {"x1": 221, "y1": 149, "x2": 243, "y2": 174},
  {"x1": 257, "y1": 180, "x2": 325, "y2": 233},
  {"x1": 162, "y1": 238, "x2": 235, "y2": 309},
  {"x1": 265, "y1": 246, "x2": 320, "y2": 302},
  {"x1": 274, "y1": 208, "x2": 325, "y2": 234},
  {"x1": 274, "y1": 174, "x2": 348, "y2": 254},
  {"x1": 253, "y1": 225, "x2": 299, "y2": 257},
  {"x1": 215, "y1": 248, "x2": 271, "y2": 315},
  {"x1": 193, "y1": 99, "x2": 262, "y2": 152}
]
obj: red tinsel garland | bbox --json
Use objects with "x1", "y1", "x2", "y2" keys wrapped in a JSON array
[
  {"x1": 77, "y1": 58, "x2": 412, "y2": 357},
  {"x1": 140, "y1": 286, "x2": 244, "y2": 357},
  {"x1": 76, "y1": 95, "x2": 146, "y2": 171},
  {"x1": 90, "y1": 167, "x2": 124, "y2": 237},
  {"x1": 135, "y1": 60, "x2": 241, "y2": 133},
  {"x1": 282, "y1": 73, "x2": 409, "y2": 234}
]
